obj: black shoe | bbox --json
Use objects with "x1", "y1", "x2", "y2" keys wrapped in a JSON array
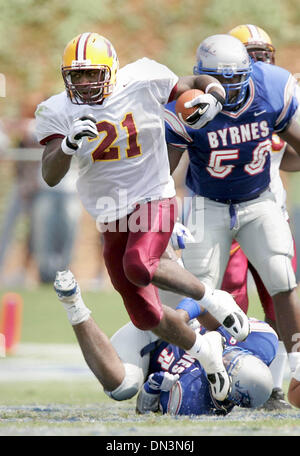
[{"x1": 261, "y1": 387, "x2": 292, "y2": 411}]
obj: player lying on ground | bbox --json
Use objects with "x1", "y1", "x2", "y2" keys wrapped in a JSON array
[{"x1": 54, "y1": 270, "x2": 289, "y2": 415}]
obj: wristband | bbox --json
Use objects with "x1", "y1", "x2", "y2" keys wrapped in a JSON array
[
  {"x1": 205, "y1": 82, "x2": 226, "y2": 99},
  {"x1": 209, "y1": 90, "x2": 226, "y2": 107},
  {"x1": 61, "y1": 136, "x2": 78, "y2": 156},
  {"x1": 176, "y1": 297, "x2": 205, "y2": 319}
]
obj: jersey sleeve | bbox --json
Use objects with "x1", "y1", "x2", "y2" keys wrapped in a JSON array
[
  {"x1": 274, "y1": 73, "x2": 299, "y2": 132},
  {"x1": 126, "y1": 58, "x2": 179, "y2": 105},
  {"x1": 164, "y1": 102, "x2": 193, "y2": 148},
  {"x1": 35, "y1": 98, "x2": 69, "y2": 145}
]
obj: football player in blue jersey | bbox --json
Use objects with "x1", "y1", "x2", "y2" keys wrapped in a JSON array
[
  {"x1": 54, "y1": 270, "x2": 277, "y2": 415},
  {"x1": 164, "y1": 33, "x2": 300, "y2": 408},
  {"x1": 136, "y1": 310, "x2": 276, "y2": 415},
  {"x1": 224, "y1": 24, "x2": 300, "y2": 410}
]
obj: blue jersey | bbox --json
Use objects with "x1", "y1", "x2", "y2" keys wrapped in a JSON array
[
  {"x1": 148, "y1": 319, "x2": 278, "y2": 415},
  {"x1": 165, "y1": 62, "x2": 298, "y2": 201}
]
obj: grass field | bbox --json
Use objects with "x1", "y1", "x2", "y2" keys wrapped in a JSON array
[{"x1": 1, "y1": 285, "x2": 300, "y2": 438}]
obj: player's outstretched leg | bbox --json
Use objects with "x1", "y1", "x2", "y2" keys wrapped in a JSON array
[
  {"x1": 54, "y1": 270, "x2": 129, "y2": 394},
  {"x1": 153, "y1": 258, "x2": 249, "y2": 342},
  {"x1": 54, "y1": 270, "x2": 91, "y2": 325}
]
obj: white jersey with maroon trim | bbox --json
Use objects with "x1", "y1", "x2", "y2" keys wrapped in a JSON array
[{"x1": 35, "y1": 58, "x2": 178, "y2": 222}]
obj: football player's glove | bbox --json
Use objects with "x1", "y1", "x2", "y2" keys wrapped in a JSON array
[
  {"x1": 136, "y1": 371, "x2": 180, "y2": 414},
  {"x1": 184, "y1": 92, "x2": 224, "y2": 129},
  {"x1": 170, "y1": 222, "x2": 195, "y2": 250},
  {"x1": 147, "y1": 372, "x2": 180, "y2": 393},
  {"x1": 61, "y1": 114, "x2": 98, "y2": 155}
]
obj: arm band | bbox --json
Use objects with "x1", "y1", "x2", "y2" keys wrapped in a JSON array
[
  {"x1": 209, "y1": 90, "x2": 226, "y2": 106},
  {"x1": 61, "y1": 136, "x2": 78, "y2": 156},
  {"x1": 176, "y1": 298, "x2": 207, "y2": 320},
  {"x1": 205, "y1": 82, "x2": 226, "y2": 99}
]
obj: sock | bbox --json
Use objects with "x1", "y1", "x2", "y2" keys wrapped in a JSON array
[
  {"x1": 288, "y1": 352, "x2": 300, "y2": 376},
  {"x1": 62, "y1": 295, "x2": 91, "y2": 326},
  {"x1": 186, "y1": 332, "x2": 205, "y2": 357},
  {"x1": 186, "y1": 332, "x2": 213, "y2": 369},
  {"x1": 269, "y1": 341, "x2": 287, "y2": 389},
  {"x1": 197, "y1": 283, "x2": 214, "y2": 308}
]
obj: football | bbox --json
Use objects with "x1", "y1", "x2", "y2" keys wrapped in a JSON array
[{"x1": 175, "y1": 89, "x2": 204, "y2": 123}]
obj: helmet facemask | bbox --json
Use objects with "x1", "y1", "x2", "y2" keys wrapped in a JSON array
[
  {"x1": 247, "y1": 44, "x2": 275, "y2": 65},
  {"x1": 193, "y1": 35, "x2": 252, "y2": 111},
  {"x1": 62, "y1": 65, "x2": 113, "y2": 105},
  {"x1": 61, "y1": 33, "x2": 119, "y2": 105}
]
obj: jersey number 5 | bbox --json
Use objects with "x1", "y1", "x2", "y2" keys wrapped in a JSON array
[
  {"x1": 207, "y1": 139, "x2": 271, "y2": 178},
  {"x1": 91, "y1": 113, "x2": 142, "y2": 162}
]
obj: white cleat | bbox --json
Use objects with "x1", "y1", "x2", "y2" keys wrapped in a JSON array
[
  {"x1": 54, "y1": 270, "x2": 80, "y2": 303},
  {"x1": 205, "y1": 290, "x2": 250, "y2": 342},
  {"x1": 54, "y1": 270, "x2": 91, "y2": 326},
  {"x1": 197, "y1": 331, "x2": 231, "y2": 402}
]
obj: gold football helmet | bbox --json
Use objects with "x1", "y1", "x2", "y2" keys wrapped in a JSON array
[
  {"x1": 61, "y1": 33, "x2": 119, "y2": 104},
  {"x1": 229, "y1": 24, "x2": 275, "y2": 64}
]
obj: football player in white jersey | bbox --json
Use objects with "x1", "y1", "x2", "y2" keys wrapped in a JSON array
[{"x1": 35, "y1": 33, "x2": 251, "y2": 403}]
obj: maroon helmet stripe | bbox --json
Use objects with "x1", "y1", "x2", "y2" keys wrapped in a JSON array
[
  {"x1": 83, "y1": 33, "x2": 92, "y2": 59},
  {"x1": 75, "y1": 34, "x2": 82, "y2": 60}
]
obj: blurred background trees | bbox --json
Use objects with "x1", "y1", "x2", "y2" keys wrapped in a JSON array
[{"x1": 1, "y1": 0, "x2": 300, "y2": 117}]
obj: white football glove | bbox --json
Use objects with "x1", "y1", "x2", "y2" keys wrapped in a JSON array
[
  {"x1": 136, "y1": 371, "x2": 180, "y2": 414},
  {"x1": 170, "y1": 222, "x2": 195, "y2": 250},
  {"x1": 61, "y1": 114, "x2": 98, "y2": 155},
  {"x1": 184, "y1": 93, "x2": 224, "y2": 129},
  {"x1": 147, "y1": 372, "x2": 180, "y2": 392}
]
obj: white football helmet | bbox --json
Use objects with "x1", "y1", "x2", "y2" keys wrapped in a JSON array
[
  {"x1": 223, "y1": 348, "x2": 273, "y2": 408},
  {"x1": 193, "y1": 34, "x2": 252, "y2": 110}
]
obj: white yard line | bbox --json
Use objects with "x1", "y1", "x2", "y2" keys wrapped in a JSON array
[{"x1": 0, "y1": 343, "x2": 92, "y2": 381}]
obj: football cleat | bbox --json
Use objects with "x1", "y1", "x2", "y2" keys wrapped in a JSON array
[
  {"x1": 54, "y1": 270, "x2": 80, "y2": 303},
  {"x1": 204, "y1": 289, "x2": 250, "y2": 342},
  {"x1": 54, "y1": 270, "x2": 91, "y2": 326},
  {"x1": 197, "y1": 331, "x2": 231, "y2": 402},
  {"x1": 260, "y1": 387, "x2": 292, "y2": 411}
]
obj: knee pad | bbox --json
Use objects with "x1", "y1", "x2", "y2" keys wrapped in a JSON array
[
  {"x1": 104, "y1": 363, "x2": 144, "y2": 401},
  {"x1": 259, "y1": 255, "x2": 297, "y2": 296},
  {"x1": 123, "y1": 248, "x2": 152, "y2": 287}
]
